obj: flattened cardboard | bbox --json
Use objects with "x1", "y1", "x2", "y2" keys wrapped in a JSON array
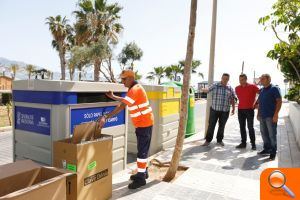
[
  {"x1": 72, "y1": 121, "x2": 101, "y2": 144},
  {"x1": 53, "y1": 134, "x2": 112, "y2": 200},
  {"x1": 0, "y1": 160, "x2": 73, "y2": 200}
]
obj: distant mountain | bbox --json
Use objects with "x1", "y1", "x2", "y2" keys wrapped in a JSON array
[
  {"x1": 0, "y1": 57, "x2": 57, "y2": 80},
  {"x1": 0, "y1": 57, "x2": 95, "y2": 81},
  {"x1": 0, "y1": 57, "x2": 28, "y2": 68},
  {"x1": 0, "y1": 57, "x2": 43, "y2": 79}
]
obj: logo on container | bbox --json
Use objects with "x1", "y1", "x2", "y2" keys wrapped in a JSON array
[
  {"x1": 38, "y1": 116, "x2": 49, "y2": 128},
  {"x1": 16, "y1": 112, "x2": 21, "y2": 125}
]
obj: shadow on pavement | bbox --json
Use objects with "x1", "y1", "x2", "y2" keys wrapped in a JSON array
[
  {"x1": 111, "y1": 180, "x2": 161, "y2": 199},
  {"x1": 179, "y1": 136, "x2": 271, "y2": 172},
  {"x1": 229, "y1": 155, "x2": 270, "y2": 171}
]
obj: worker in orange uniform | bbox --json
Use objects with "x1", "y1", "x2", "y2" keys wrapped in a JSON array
[{"x1": 98, "y1": 69, "x2": 154, "y2": 189}]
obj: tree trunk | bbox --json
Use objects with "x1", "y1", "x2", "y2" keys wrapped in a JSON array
[
  {"x1": 94, "y1": 58, "x2": 100, "y2": 82},
  {"x1": 163, "y1": 0, "x2": 197, "y2": 182},
  {"x1": 69, "y1": 69, "x2": 73, "y2": 81},
  {"x1": 107, "y1": 57, "x2": 116, "y2": 83},
  {"x1": 79, "y1": 71, "x2": 82, "y2": 81},
  {"x1": 58, "y1": 44, "x2": 66, "y2": 80},
  {"x1": 78, "y1": 65, "x2": 83, "y2": 81},
  {"x1": 288, "y1": 60, "x2": 300, "y2": 82},
  {"x1": 99, "y1": 67, "x2": 112, "y2": 82}
]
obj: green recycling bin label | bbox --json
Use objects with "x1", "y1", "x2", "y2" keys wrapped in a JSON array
[
  {"x1": 67, "y1": 164, "x2": 77, "y2": 172},
  {"x1": 87, "y1": 161, "x2": 97, "y2": 171}
]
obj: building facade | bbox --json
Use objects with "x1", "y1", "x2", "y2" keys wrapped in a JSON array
[{"x1": 0, "y1": 76, "x2": 12, "y2": 90}]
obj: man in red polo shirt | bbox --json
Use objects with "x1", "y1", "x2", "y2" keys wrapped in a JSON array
[{"x1": 235, "y1": 74, "x2": 259, "y2": 150}]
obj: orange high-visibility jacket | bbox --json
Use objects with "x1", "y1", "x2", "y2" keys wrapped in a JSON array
[{"x1": 122, "y1": 84, "x2": 154, "y2": 128}]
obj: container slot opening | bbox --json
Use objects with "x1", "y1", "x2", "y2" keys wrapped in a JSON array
[{"x1": 77, "y1": 92, "x2": 123, "y2": 103}]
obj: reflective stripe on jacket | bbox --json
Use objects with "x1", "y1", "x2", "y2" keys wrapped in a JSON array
[{"x1": 122, "y1": 84, "x2": 154, "y2": 128}]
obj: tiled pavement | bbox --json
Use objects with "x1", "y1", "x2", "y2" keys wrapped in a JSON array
[
  {"x1": 0, "y1": 131, "x2": 13, "y2": 165},
  {"x1": 1, "y1": 102, "x2": 299, "y2": 199},
  {"x1": 112, "y1": 102, "x2": 300, "y2": 199}
]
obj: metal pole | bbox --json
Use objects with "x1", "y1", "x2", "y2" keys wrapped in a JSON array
[
  {"x1": 205, "y1": 0, "x2": 218, "y2": 136},
  {"x1": 242, "y1": 61, "x2": 244, "y2": 74}
]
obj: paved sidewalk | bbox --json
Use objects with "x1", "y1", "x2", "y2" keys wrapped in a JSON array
[
  {"x1": 112, "y1": 102, "x2": 300, "y2": 200},
  {"x1": 0, "y1": 131, "x2": 13, "y2": 165}
]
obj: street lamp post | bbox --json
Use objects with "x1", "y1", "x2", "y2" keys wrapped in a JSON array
[{"x1": 205, "y1": 0, "x2": 218, "y2": 136}]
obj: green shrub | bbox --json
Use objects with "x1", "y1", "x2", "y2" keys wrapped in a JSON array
[
  {"x1": 1, "y1": 93, "x2": 12, "y2": 105},
  {"x1": 285, "y1": 85, "x2": 300, "y2": 104}
]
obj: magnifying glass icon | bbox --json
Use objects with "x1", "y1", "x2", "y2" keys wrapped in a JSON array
[{"x1": 268, "y1": 170, "x2": 295, "y2": 198}]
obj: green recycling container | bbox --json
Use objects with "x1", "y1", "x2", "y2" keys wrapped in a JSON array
[
  {"x1": 161, "y1": 82, "x2": 196, "y2": 138},
  {"x1": 185, "y1": 87, "x2": 195, "y2": 138}
]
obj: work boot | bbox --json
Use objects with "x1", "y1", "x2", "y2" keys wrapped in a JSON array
[
  {"x1": 130, "y1": 169, "x2": 149, "y2": 181},
  {"x1": 236, "y1": 143, "x2": 246, "y2": 149},
  {"x1": 128, "y1": 177, "x2": 146, "y2": 189}
]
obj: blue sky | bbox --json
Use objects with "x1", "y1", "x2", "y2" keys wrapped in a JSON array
[{"x1": 0, "y1": 0, "x2": 284, "y2": 88}]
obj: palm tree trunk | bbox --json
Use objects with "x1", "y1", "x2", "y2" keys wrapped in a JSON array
[
  {"x1": 59, "y1": 45, "x2": 66, "y2": 80},
  {"x1": 163, "y1": 0, "x2": 197, "y2": 182},
  {"x1": 108, "y1": 57, "x2": 116, "y2": 83},
  {"x1": 69, "y1": 69, "x2": 73, "y2": 81},
  {"x1": 79, "y1": 71, "x2": 82, "y2": 81},
  {"x1": 78, "y1": 65, "x2": 83, "y2": 81},
  {"x1": 94, "y1": 58, "x2": 100, "y2": 82}
]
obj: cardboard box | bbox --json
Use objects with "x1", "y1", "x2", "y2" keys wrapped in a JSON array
[
  {"x1": 0, "y1": 160, "x2": 73, "y2": 200},
  {"x1": 53, "y1": 134, "x2": 113, "y2": 200},
  {"x1": 71, "y1": 121, "x2": 101, "y2": 144}
]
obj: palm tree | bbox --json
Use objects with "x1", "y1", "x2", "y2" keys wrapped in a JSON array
[
  {"x1": 146, "y1": 73, "x2": 155, "y2": 83},
  {"x1": 165, "y1": 60, "x2": 201, "y2": 81},
  {"x1": 73, "y1": 0, "x2": 123, "y2": 81},
  {"x1": 179, "y1": 59, "x2": 201, "y2": 74},
  {"x1": 46, "y1": 15, "x2": 73, "y2": 80},
  {"x1": 164, "y1": 0, "x2": 198, "y2": 182},
  {"x1": 147, "y1": 66, "x2": 165, "y2": 84},
  {"x1": 10, "y1": 64, "x2": 19, "y2": 80},
  {"x1": 118, "y1": 42, "x2": 143, "y2": 70},
  {"x1": 165, "y1": 65, "x2": 182, "y2": 81},
  {"x1": 25, "y1": 64, "x2": 36, "y2": 80}
]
